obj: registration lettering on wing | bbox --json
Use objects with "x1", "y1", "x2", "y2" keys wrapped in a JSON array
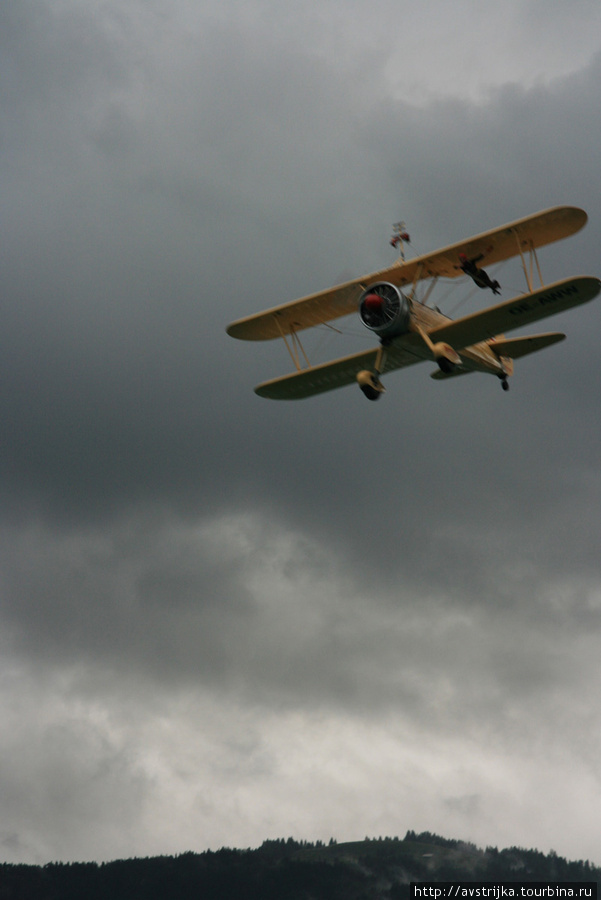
[{"x1": 509, "y1": 283, "x2": 579, "y2": 317}]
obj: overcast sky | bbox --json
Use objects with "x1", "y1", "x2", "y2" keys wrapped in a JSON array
[{"x1": 2, "y1": 0, "x2": 601, "y2": 866}]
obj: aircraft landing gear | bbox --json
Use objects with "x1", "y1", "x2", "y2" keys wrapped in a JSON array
[
  {"x1": 500, "y1": 375, "x2": 509, "y2": 392},
  {"x1": 356, "y1": 340, "x2": 389, "y2": 400},
  {"x1": 357, "y1": 369, "x2": 385, "y2": 400}
]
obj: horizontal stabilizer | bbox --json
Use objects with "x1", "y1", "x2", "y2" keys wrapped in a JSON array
[
  {"x1": 490, "y1": 332, "x2": 565, "y2": 359},
  {"x1": 430, "y1": 368, "x2": 473, "y2": 380}
]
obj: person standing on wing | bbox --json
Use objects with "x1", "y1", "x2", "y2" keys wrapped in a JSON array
[{"x1": 459, "y1": 253, "x2": 501, "y2": 294}]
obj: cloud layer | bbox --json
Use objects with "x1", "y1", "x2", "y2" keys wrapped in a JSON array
[{"x1": 1, "y1": 0, "x2": 601, "y2": 865}]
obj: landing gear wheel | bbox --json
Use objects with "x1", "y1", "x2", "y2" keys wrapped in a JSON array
[
  {"x1": 356, "y1": 370, "x2": 385, "y2": 401},
  {"x1": 501, "y1": 377, "x2": 509, "y2": 392}
]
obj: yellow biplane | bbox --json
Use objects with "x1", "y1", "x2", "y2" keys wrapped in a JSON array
[{"x1": 226, "y1": 206, "x2": 600, "y2": 400}]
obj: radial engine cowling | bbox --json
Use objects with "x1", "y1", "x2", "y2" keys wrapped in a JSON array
[{"x1": 358, "y1": 282, "x2": 411, "y2": 339}]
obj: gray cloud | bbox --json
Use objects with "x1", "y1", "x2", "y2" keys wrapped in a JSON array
[{"x1": 1, "y1": 0, "x2": 601, "y2": 867}]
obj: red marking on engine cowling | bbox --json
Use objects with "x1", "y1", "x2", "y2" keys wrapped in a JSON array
[{"x1": 363, "y1": 293, "x2": 384, "y2": 311}]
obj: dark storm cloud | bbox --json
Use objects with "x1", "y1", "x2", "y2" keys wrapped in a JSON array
[
  {"x1": 2, "y1": 0, "x2": 601, "y2": 699},
  {"x1": 0, "y1": 0, "x2": 387, "y2": 522},
  {"x1": 1, "y1": 0, "x2": 601, "y2": 865}
]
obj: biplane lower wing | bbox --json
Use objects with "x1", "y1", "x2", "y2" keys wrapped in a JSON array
[
  {"x1": 428, "y1": 275, "x2": 600, "y2": 349},
  {"x1": 255, "y1": 335, "x2": 429, "y2": 399},
  {"x1": 254, "y1": 276, "x2": 600, "y2": 400}
]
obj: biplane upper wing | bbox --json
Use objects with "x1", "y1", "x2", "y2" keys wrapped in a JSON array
[
  {"x1": 227, "y1": 206, "x2": 587, "y2": 341},
  {"x1": 428, "y1": 275, "x2": 601, "y2": 350},
  {"x1": 227, "y1": 271, "x2": 383, "y2": 342}
]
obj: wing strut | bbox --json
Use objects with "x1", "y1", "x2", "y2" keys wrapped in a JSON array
[
  {"x1": 407, "y1": 263, "x2": 425, "y2": 300},
  {"x1": 416, "y1": 275, "x2": 439, "y2": 307},
  {"x1": 276, "y1": 319, "x2": 311, "y2": 372},
  {"x1": 514, "y1": 233, "x2": 544, "y2": 293}
]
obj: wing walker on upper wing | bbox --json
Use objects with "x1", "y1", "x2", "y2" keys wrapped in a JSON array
[{"x1": 226, "y1": 207, "x2": 600, "y2": 401}]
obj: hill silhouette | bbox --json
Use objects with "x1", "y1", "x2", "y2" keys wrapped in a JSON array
[{"x1": 0, "y1": 831, "x2": 598, "y2": 899}]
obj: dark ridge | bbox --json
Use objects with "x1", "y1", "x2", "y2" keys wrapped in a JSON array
[{"x1": 0, "y1": 831, "x2": 598, "y2": 899}]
